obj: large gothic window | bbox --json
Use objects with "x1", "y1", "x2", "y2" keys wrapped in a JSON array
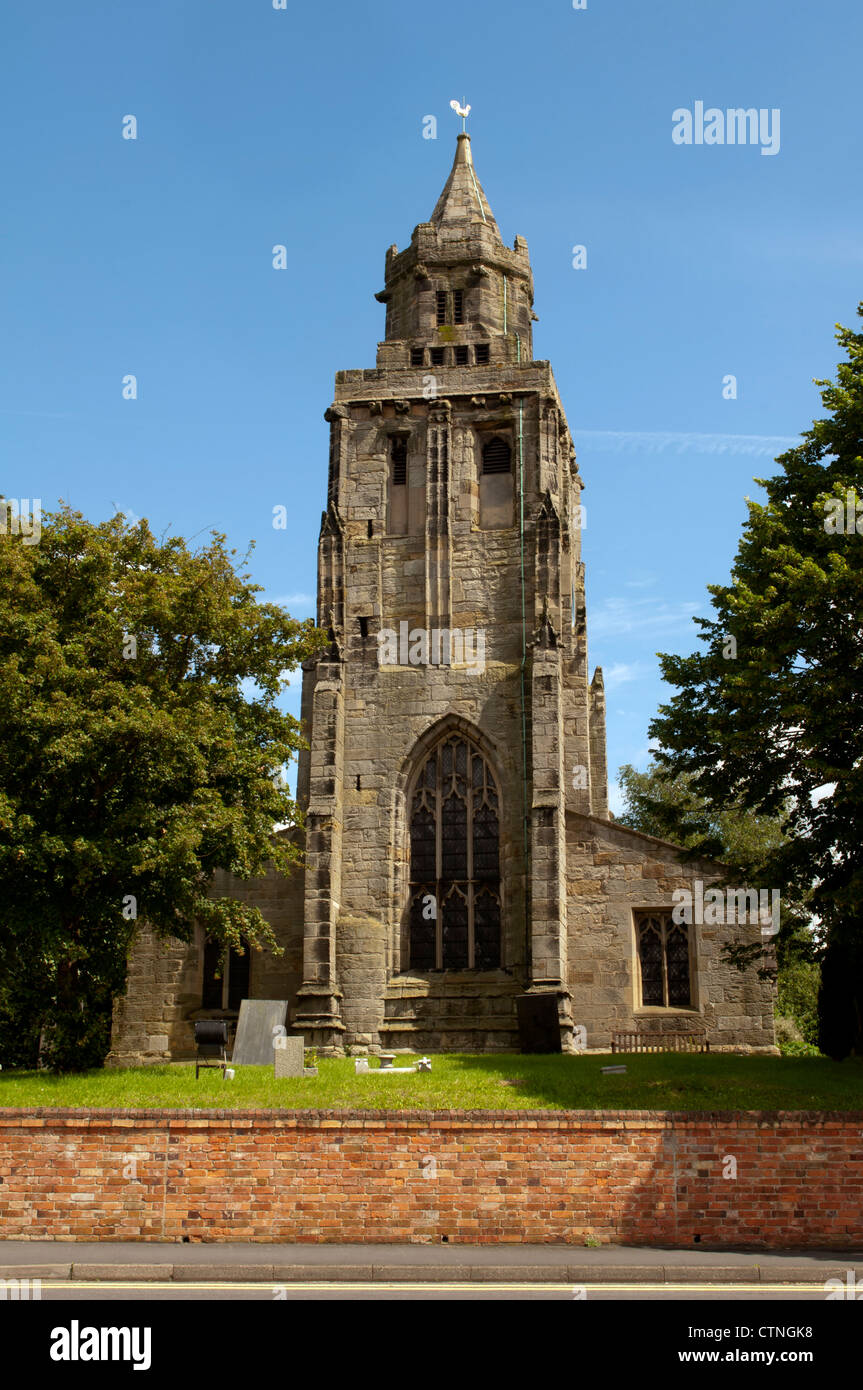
[{"x1": 409, "y1": 733, "x2": 502, "y2": 971}]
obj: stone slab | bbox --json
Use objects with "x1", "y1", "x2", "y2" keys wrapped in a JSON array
[
  {"x1": 231, "y1": 1000, "x2": 289, "y2": 1065},
  {"x1": 72, "y1": 1263, "x2": 174, "y2": 1282},
  {"x1": 274, "y1": 1035, "x2": 305, "y2": 1078},
  {"x1": 272, "y1": 1264, "x2": 376, "y2": 1282},
  {"x1": 172, "y1": 1265, "x2": 276, "y2": 1282}
]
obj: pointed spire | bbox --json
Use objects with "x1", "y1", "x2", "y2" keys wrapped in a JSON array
[{"x1": 430, "y1": 134, "x2": 501, "y2": 239}]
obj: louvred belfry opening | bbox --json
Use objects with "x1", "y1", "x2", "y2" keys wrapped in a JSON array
[{"x1": 409, "y1": 733, "x2": 502, "y2": 970}]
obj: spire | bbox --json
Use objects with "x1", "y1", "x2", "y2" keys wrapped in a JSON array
[{"x1": 430, "y1": 134, "x2": 501, "y2": 239}]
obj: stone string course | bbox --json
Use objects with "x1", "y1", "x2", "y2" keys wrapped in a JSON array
[{"x1": 1, "y1": 1108, "x2": 860, "y2": 1248}]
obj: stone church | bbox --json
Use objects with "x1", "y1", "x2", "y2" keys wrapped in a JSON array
[{"x1": 111, "y1": 135, "x2": 775, "y2": 1062}]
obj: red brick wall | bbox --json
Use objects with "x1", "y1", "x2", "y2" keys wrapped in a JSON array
[{"x1": 1, "y1": 1109, "x2": 861, "y2": 1247}]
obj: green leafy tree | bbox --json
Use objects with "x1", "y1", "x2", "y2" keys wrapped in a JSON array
[
  {"x1": 616, "y1": 761, "x2": 788, "y2": 874},
  {"x1": 646, "y1": 308, "x2": 863, "y2": 1057},
  {"x1": 0, "y1": 504, "x2": 323, "y2": 1071}
]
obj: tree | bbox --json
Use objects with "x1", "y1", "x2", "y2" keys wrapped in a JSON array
[
  {"x1": 0, "y1": 504, "x2": 323, "y2": 1071},
  {"x1": 616, "y1": 761, "x2": 787, "y2": 875},
  {"x1": 647, "y1": 307, "x2": 863, "y2": 1057}
]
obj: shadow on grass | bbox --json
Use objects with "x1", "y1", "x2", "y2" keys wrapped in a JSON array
[{"x1": 440, "y1": 1051, "x2": 863, "y2": 1113}]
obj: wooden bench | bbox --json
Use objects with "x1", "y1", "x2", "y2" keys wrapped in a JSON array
[{"x1": 611, "y1": 1031, "x2": 710, "y2": 1054}]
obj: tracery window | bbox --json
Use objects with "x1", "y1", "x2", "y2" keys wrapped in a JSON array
[
  {"x1": 636, "y1": 912, "x2": 692, "y2": 1007},
  {"x1": 409, "y1": 733, "x2": 502, "y2": 971}
]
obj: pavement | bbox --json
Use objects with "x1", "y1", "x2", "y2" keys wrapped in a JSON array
[{"x1": 2, "y1": 1241, "x2": 862, "y2": 1285}]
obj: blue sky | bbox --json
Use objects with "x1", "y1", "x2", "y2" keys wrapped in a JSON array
[{"x1": 2, "y1": 0, "x2": 860, "y2": 809}]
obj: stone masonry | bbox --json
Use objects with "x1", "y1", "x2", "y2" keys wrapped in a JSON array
[{"x1": 110, "y1": 134, "x2": 775, "y2": 1063}]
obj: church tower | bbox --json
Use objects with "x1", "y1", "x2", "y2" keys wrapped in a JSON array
[{"x1": 292, "y1": 133, "x2": 608, "y2": 1054}]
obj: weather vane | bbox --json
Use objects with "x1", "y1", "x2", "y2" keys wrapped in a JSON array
[{"x1": 450, "y1": 98, "x2": 471, "y2": 133}]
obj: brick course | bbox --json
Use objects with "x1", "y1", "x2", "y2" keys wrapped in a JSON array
[{"x1": 1, "y1": 1108, "x2": 860, "y2": 1248}]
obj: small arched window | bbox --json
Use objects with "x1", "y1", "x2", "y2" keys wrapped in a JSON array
[
  {"x1": 479, "y1": 436, "x2": 514, "y2": 529},
  {"x1": 387, "y1": 435, "x2": 409, "y2": 534},
  {"x1": 482, "y1": 437, "x2": 512, "y2": 474},
  {"x1": 409, "y1": 733, "x2": 502, "y2": 971}
]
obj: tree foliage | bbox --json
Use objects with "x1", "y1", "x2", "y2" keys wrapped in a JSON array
[
  {"x1": 645, "y1": 308, "x2": 863, "y2": 1056},
  {"x1": 616, "y1": 761, "x2": 788, "y2": 877},
  {"x1": 0, "y1": 504, "x2": 323, "y2": 1070}
]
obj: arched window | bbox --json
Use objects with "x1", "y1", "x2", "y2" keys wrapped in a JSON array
[
  {"x1": 636, "y1": 912, "x2": 692, "y2": 1007},
  {"x1": 482, "y1": 437, "x2": 511, "y2": 474},
  {"x1": 408, "y1": 732, "x2": 502, "y2": 970},
  {"x1": 479, "y1": 436, "x2": 514, "y2": 529},
  {"x1": 201, "y1": 937, "x2": 250, "y2": 1011}
]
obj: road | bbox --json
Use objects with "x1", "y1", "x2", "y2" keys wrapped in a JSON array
[{"x1": 31, "y1": 1278, "x2": 835, "y2": 1300}]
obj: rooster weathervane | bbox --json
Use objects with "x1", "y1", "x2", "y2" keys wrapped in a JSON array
[{"x1": 450, "y1": 98, "x2": 471, "y2": 133}]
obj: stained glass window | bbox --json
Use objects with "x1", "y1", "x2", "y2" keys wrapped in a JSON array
[
  {"x1": 636, "y1": 912, "x2": 692, "y2": 1008},
  {"x1": 408, "y1": 733, "x2": 502, "y2": 970}
]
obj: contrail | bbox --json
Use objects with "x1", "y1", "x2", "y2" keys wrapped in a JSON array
[{"x1": 575, "y1": 430, "x2": 800, "y2": 458}]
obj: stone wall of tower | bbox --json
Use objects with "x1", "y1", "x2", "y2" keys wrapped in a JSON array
[
  {"x1": 379, "y1": 229, "x2": 534, "y2": 370},
  {"x1": 292, "y1": 346, "x2": 604, "y2": 1052}
]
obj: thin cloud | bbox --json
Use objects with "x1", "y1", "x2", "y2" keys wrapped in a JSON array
[
  {"x1": 576, "y1": 430, "x2": 800, "y2": 458},
  {"x1": 591, "y1": 596, "x2": 700, "y2": 639},
  {"x1": 603, "y1": 661, "x2": 648, "y2": 690},
  {"x1": 268, "y1": 592, "x2": 315, "y2": 611}
]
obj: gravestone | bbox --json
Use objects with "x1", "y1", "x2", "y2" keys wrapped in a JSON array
[
  {"x1": 516, "y1": 994, "x2": 562, "y2": 1054},
  {"x1": 273, "y1": 1034, "x2": 305, "y2": 1078},
  {"x1": 231, "y1": 1000, "x2": 289, "y2": 1065}
]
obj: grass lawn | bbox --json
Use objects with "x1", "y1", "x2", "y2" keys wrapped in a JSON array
[{"x1": 1, "y1": 1052, "x2": 862, "y2": 1111}]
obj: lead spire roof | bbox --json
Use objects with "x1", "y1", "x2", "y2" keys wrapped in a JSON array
[{"x1": 429, "y1": 133, "x2": 501, "y2": 239}]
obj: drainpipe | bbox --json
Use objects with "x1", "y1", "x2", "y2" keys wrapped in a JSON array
[{"x1": 518, "y1": 397, "x2": 531, "y2": 982}]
